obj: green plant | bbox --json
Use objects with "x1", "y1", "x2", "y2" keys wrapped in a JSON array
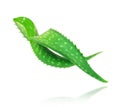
[{"x1": 14, "y1": 17, "x2": 107, "y2": 83}]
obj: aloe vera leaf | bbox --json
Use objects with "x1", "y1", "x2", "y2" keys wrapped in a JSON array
[
  {"x1": 14, "y1": 17, "x2": 101, "y2": 68},
  {"x1": 31, "y1": 29, "x2": 107, "y2": 82}
]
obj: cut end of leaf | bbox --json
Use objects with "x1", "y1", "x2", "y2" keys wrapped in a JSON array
[{"x1": 13, "y1": 17, "x2": 38, "y2": 40}]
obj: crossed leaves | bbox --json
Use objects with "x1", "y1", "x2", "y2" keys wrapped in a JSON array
[{"x1": 14, "y1": 17, "x2": 107, "y2": 83}]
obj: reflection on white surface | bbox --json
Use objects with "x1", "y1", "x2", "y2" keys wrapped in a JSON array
[
  {"x1": 78, "y1": 86, "x2": 107, "y2": 101},
  {"x1": 42, "y1": 86, "x2": 107, "y2": 104}
]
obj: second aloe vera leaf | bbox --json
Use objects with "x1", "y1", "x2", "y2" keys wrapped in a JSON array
[{"x1": 31, "y1": 29, "x2": 107, "y2": 82}]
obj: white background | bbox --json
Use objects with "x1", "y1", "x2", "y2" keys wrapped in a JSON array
[{"x1": 0, "y1": 0, "x2": 120, "y2": 106}]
